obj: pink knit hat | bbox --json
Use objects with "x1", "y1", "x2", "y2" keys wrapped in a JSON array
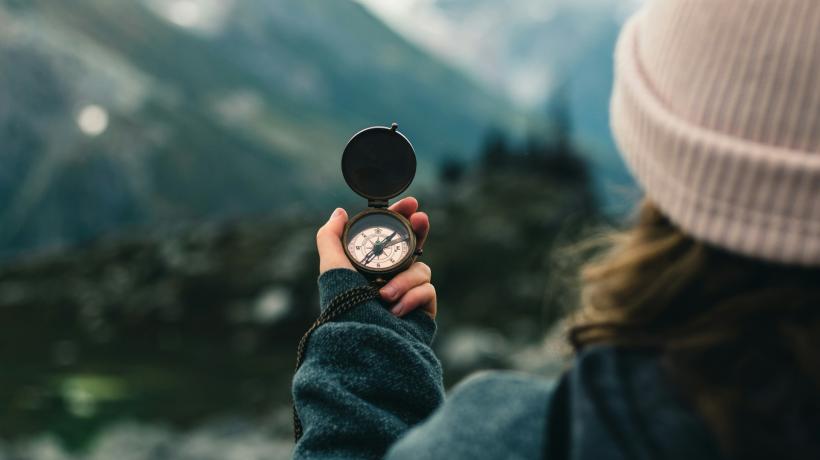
[{"x1": 610, "y1": 0, "x2": 820, "y2": 265}]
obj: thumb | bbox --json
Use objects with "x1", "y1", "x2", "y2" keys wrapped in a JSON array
[{"x1": 317, "y1": 208, "x2": 355, "y2": 274}]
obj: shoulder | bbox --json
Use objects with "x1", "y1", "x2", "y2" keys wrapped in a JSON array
[
  {"x1": 560, "y1": 347, "x2": 722, "y2": 460},
  {"x1": 386, "y1": 370, "x2": 556, "y2": 460},
  {"x1": 450, "y1": 370, "x2": 555, "y2": 407}
]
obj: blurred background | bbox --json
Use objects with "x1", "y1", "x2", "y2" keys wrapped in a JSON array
[{"x1": 0, "y1": 0, "x2": 643, "y2": 458}]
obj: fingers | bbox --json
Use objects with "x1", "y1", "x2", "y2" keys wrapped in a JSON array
[
  {"x1": 379, "y1": 262, "x2": 431, "y2": 302},
  {"x1": 390, "y1": 283, "x2": 437, "y2": 319},
  {"x1": 409, "y1": 212, "x2": 429, "y2": 249},
  {"x1": 389, "y1": 197, "x2": 429, "y2": 248},
  {"x1": 388, "y1": 197, "x2": 418, "y2": 218},
  {"x1": 380, "y1": 262, "x2": 436, "y2": 319},
  {"x1": 316, "y1": 208, "x2": 355, "y2": 274}
]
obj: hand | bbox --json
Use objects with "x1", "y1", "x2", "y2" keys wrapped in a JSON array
[
  {"x1": 316, "y1": 199, "x2": 433, "y2": 319},
  {"x1": 316, "y1": 197, "x2": 429, "y2": 273}
]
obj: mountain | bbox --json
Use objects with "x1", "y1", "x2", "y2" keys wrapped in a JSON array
[{"x1": 0, "y1": 0, "x2": 523, "y2": 257}]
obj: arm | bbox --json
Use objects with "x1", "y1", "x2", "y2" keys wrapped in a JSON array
[
  {"x1": 292, "y1": 269, "x2": 444, "y2": 459},
  {"x1": 292, "y1": 198, "x2": 442, "y2": 459}
]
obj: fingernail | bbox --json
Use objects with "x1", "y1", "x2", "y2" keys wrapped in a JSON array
[
  {"x1": 390, "y1": 303, "x2": 404, "y2": 316},
  {"x1": 329, "y1": 208, "x2": 343, "y2": 220},
  {"x1": 380, "y1": 286, "x2": 397, "y2": 300}
]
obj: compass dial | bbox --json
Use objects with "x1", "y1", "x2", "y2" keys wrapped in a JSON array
[
  {"x1": 344, "y1": 210, "x2": 414, "y2": 273},
  {"x1": 347, "y1": 226, "x2": 410, "y2": 270}
]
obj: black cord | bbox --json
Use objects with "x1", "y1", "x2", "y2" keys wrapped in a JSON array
[{"x1": 292, "y1": 284, "x2": 381, "y2": 442}]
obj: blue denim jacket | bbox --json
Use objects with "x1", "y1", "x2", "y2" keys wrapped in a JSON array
[{"x1": 292, "y1": 269, "x2": 721, "y2": 459}]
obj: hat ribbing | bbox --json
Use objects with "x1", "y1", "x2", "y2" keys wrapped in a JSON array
[{"x1": 611, "y1": 0, "x2": 820, "y2": 265}]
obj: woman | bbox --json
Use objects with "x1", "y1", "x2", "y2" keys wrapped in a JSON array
[{"x1": 292, "y1": 0, "x2": 820, "y2": 458}]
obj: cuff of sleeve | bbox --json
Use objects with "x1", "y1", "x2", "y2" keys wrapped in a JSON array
[{"x1": 317, "y1": 269, "x2": 371, "y2": 312}]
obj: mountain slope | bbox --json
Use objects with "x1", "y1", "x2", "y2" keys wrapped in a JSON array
[{"x1": 0, "y1": 0, "x2": 521, "y2": 257}]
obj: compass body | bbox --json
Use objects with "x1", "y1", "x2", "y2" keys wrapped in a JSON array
[{"x1": 340, "y1": 124, "x2": 418, "y2": 282}]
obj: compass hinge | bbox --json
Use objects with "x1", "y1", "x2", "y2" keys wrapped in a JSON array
[{"x1": 368, "y1": 199, "x2": 389, "y2": 208}]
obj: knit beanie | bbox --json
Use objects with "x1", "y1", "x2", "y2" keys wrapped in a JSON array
[{"x1": 610, "y1": 0, "x2": 820, "y2": 265}]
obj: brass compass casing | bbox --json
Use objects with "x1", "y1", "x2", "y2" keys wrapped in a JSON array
[{"x1": 340, "y1": 123, "x2": 418, "y2": 282}]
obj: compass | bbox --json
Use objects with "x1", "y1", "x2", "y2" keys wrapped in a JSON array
[{"x1": 341, "y1": 123, "x2": 418, "y2": 283}]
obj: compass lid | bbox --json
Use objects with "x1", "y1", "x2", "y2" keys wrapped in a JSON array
[{"x1": 342, "y1": 123, "x2": 416, "y2": 205}]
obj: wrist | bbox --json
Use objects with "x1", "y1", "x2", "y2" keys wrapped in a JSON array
[{"x1": 317, "y1": 269, "x2": 370, "y2": 312}]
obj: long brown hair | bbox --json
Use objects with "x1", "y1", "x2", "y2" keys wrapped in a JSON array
[{"x1": 570, "y1": 201, "x2": 820, "y2": 459}]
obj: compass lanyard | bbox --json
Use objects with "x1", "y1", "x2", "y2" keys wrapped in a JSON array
[{"x1": 292, "y1": 284, "x2": 381, "y2": 441}]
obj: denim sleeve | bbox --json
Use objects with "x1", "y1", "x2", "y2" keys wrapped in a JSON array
[{"x1": 292, "y1": 269, "x2": 445, "y2": 460}]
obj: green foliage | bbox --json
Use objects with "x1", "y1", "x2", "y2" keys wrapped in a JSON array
[
  {"x1": 0, "y1": 120, "x2": 602, "y2": 449},
  {"x1": 427, "y1": 128, "x2": 598, "y2": 380}
]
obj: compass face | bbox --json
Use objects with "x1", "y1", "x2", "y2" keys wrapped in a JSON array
[{"x1": 344, "y1": 211, "x2": 413, "y2": 272}]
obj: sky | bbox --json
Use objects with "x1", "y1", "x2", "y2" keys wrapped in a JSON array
[{"x1": 355, "y1": 0, "x2": 646, "y2": 107}]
